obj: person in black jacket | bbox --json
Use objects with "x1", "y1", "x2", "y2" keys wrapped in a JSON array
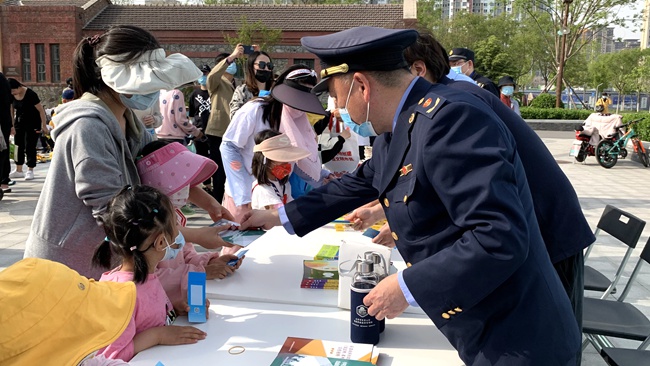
[
  {"x1": 448, "y1": 47, "x2": 500, "y2": 97},
  {"x1": 0, "y1": 73, "x2": 11, "y2": 194}
]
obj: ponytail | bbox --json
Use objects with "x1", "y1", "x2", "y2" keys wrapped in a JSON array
[
  {"x1": 72, "y1": 36, "x2": 105, "y2": 99},
  {"x1": 131, "y1": 249, "x2": 150, "y2": 284},
  {"x1": 92, "y1": 236, "x2": 113, "y2": 270}
]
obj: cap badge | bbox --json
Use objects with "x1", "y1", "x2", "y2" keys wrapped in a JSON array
[
  {"x1": 423, "y1": 98, "x2": 432, "y2": 108},
  {"x1": 449, "y1": 50, "x2": 453, "y2": 55},
  {"x1": 400, "y1": 164, "x2": 412, "y2": 177}
]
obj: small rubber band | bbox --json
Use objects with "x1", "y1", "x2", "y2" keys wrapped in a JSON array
[{"x1": 228, "y1": 345, "x2": 245, "y2": 355}]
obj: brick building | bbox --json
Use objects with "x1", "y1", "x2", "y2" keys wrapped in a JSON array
[{"x1": 0, "y1": 0, "x2": 413, "y2": 104}]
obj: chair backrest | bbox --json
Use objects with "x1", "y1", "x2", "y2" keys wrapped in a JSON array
[
  {"x1": 585, "y1": 205, "x2": 646, "y2": 260},
  {"x1": 596, "y1": 205, "x2": 646, "y2": 248}
]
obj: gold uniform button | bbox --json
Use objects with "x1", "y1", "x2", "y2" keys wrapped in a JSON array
[
  {"x1": 454, "y1": 307, "x2": 463, "y2": 312},
  {"x1": 403, "y1": 195, "x2": 408, "y2": 203},
  {"x1": 391, "y1": 232, "x2": 399, "y2": 241},
  {"x1": 406, "y1": 262, "x2": 412, "y2": 267},
  {"x1": 383, "y1": 198, "x2": 389, "y2": 207},
  {"x1": 442, "y1": 313, "x2": 451, "y2": 319},
  {"x1": 408, "y1": 113, "x2": 415, "y2": 124},
  {"x1": 448, "y1": 310, "x2": 456, "y2": 315}
]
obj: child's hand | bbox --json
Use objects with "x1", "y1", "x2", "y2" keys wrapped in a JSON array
[
  {"x1": 158, "y1": 325, "x2": 207, "y2": 345},
  {"x1": 205, "y1": 255, "x2": 239, "y2": 279},
  {"x1": 183, "y1": 226, "x2": 234, "y2": 249},
  {"x1": 172, "y1": 299, "x2": 211, "y2": 319}
]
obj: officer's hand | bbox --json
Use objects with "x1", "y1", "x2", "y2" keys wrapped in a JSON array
[
  {"x1": 240, "y1": 209, "x2": 281, "y2": 230},
  {"x1": 372, "y1": 223, "x2": 395, "y2": 248},
  {"x1": 364, "y1": 274, "x2": 409, "y2": 320},
  {"x1": 345, "y1": 204, "x2": 385, "y2": 231}
]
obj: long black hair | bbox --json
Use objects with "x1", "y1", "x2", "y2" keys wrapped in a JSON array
[
  {"x1": 73, "y1": 25, "x2": 161, "y2": 101},
  {"x1": 92, "y1": 185, "x2": 175, "y2": 284},
  {"x1": 261, "y1": 64, "x2": 314, "y2": 131},
  {"x1": 244, "y1": 51, "x2": 273, "y2": 96},
  {"x1": 7, "y1": 78, "x2": 25, "y2": 89}
]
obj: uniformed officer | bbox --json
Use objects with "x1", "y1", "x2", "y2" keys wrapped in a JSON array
[
  {"x1": 241, "y1": 27, "x2": 580, "y2": 365},
  {"x1": 448, "y1": 47, "x2": 500, "y2": 97}
]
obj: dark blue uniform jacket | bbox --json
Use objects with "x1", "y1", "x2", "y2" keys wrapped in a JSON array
[
  {"x1": 285, "y1": 78, "x2": 580, "y2": 365},
  {"x1": 441, "y1": 76, "x2": 595, "y2": 263}
]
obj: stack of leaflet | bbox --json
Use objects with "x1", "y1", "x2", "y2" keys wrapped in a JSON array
[
  {"x1": 270, "y1": 337, "x2": 378, "y2": 365},
  {"x1": 301, "y1": 259, "x2": 339, "y2": 289}
]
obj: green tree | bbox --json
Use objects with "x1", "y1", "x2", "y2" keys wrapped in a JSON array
[
  {"x1": 473, "y1": 35, "x2": 518, "y2": 82},
  {"x1": 515, "y1": 0, "x2": 640, "y2": 103},
  {"x1": 588, "y1": 49, "x2": 644, "y2": 113},
  {"x1": 222, "y1": 16, "x2": 282, "y2": 51}
]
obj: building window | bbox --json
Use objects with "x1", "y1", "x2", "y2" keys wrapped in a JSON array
[
  {"x1": 294, "y1": 58, "x2": 315, "y2": 69},
  {"x1": 50, "y1": 44, "x2": 61, "y2": 83},
  {"x1": 36, "y1": 44, "x2": 46, "y2": 82},
  {"x1": 21, "y1": 44, "x2": 31, "y2": 81}
]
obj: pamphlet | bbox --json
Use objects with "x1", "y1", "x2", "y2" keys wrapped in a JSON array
[
  {"x1": 302, "y1": 260, "x2": 339, "y2": 289},
  {"x1": 314, "y1": 244, "x2": 340, "y2": 260},
  {"x1": 219, "y1": 229, "x2": 266, "y2": 247},
  {"x1": 269, "y1": 337, "x2": 378, "y2": 365}
]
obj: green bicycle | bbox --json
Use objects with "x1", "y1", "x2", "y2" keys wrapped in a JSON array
[{"x1": 596, "y1": 119, "x2": 649, "y2": 169}]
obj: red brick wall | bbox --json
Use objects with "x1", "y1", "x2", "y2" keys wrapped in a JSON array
[{"x1": 1, "y1": 5, "x2": 83, "y2": 88}]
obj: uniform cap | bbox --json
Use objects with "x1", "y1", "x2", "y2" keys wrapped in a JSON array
[
  {"x1": 498, "y1": 76, "x2": 516, "y2": 87},
  {"x1": 448, "y1": 48, "x2": 475, "y2": 62},
  {"x1": 301, "y1": 27, "x2": 418, "y2": 94}
]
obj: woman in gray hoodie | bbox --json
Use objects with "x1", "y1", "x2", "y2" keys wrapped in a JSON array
[{"x1": 24, "y1": 25, "x2": 232, "y2": 279}]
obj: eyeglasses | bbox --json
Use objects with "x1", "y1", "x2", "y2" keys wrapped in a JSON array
[{"x1": 255, "y1": 61, "x2": 274, "y2": 71}]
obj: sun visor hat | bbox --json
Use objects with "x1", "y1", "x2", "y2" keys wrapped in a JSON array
[
  {"x1": 0, "y1": 258, "x2": 136, "y2": 366},
  {"x1": 271, "y1": 68, "x2": 327, "y2": 115},
  {"x1": 96, "y1": 48, "x2": 202, "y2": 95},
  {"x1": 253, "y1": 133, "x2": 311, "y2": 162},
  {"x1": 137, "y1": 142, "x2": 218, "y2": 196}
]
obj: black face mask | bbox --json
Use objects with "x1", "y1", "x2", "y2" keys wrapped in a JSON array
[{"x1": 254, "y1": 70, "x2": 273, "y2": 83}]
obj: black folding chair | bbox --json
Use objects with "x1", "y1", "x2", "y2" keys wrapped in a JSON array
[
  {"x1": 584, "y1": 205, "x2": 646, "y2": 299},
  {"x1": 600, "y1": 346, "x2": 650, "y2": 366},
  {"x1": 582, "y1": 237, "x2": 650, "y2": 352}
]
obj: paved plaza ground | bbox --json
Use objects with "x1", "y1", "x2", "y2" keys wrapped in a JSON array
[{"x1": 1, "y1": 130, "x2": 649, "y2": 364}]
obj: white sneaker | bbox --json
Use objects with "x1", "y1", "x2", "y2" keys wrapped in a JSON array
[
  {"x1": 25, "y1": 170, "x2": 34, "y2": 180},
  {"x1": 9, "y1": 170, "x2": 25, "y2": 179}
]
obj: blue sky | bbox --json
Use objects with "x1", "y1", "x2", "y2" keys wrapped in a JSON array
[{"x1": 614, "y1": 1, "x2": 643, "y2": 39}]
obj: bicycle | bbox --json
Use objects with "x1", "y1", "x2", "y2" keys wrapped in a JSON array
[{"x1": 596, "y1": 119, "x2": 649, "y2": 169}]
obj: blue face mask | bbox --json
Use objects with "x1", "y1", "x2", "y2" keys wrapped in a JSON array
[
  {"x1": 161, "y1": 231, "x2": 185, "y2": 261},
  {"x1": 501, "y1": 86, "x2": 514, "y2": 96},
  {"x1": 198, "y1": 75, "x2": 207, "y2": 86},
  {"x1": 120, "y1": 91, "x2": 160, "y2": 110},
  {"x1": 338, "y1": 80, "x2": 377, "y2": 138},
  {"x1": 450, "y1": 65, "x2": 464, "y2": 75},
  {"x1": 226, "y1": 63, "x2": 237, "y2": 75}
]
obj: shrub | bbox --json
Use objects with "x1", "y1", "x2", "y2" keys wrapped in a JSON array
[
  {"x1": 529, "y1": 93, "x2": 564, "y2": 109},
  {"x1": 622, "y1": 113, "x2": 650, "y2": 142},
  {"x1": 520, "y1": 107, "x2": 591, "y2": 120}
]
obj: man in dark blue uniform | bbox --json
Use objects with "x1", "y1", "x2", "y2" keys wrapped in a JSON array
[
  {"x1": 241, "y1": 27, "x2": 580, "y2": 365},
  {"x1": 406, "y1": 32, "x2": 594, "y2": 330},
  {"x1": 448, "y1": 47, "x2": 500, "y2": 97}
]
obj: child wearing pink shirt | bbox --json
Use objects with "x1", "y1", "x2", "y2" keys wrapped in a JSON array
[
  {"x1": 155, "y1": 89, "x2": 203, "y2": 143},
  {"x1": 93, "y1": 185, "x2": 207, "y2": 361},
  {"x1": 137, "y1": 141, "x2": 243, "y2": 308}
]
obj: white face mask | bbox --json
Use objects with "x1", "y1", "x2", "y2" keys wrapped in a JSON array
[{"x1": 169, "y1": 185, "x2": 190, "y2": 208}]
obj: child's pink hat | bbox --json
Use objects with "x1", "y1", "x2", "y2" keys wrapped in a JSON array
[{"x1": 137, "y1": 142, "x2": 217, "y2": 196}]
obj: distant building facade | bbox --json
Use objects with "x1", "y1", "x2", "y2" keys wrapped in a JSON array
[{"x1": 0, "y1": 0, "x2": 412, "y2": 104}]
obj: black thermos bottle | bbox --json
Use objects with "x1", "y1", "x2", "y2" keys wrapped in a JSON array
[{"x1": 350, "y1": 260, "x2": 380, "y2": 345}]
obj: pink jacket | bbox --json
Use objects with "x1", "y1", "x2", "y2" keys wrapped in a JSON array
[
  {"x1": 155, "y1": 210, "x2": 220, "y2": 306},
  {"x1": 155, "y1": 89, "x2": 201, "y2": 140}
]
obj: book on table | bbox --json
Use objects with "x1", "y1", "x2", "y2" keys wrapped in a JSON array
[
  {"x1": 302, "y1": 260, "x2": 339, "y2": 289},
  {"x1": 314, "y1": 244, "x2": 340, "y2": 260},
  {"x1": 218, "y1": 229, "x2": 266, "y2": 247},
  {"x1": 269, "y1": 337, "x2": 378, "y2": 365}
]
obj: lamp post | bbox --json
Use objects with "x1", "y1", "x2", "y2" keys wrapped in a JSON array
[{"x1": 555, "y1": 0, "x2": 573, "y2": 108}]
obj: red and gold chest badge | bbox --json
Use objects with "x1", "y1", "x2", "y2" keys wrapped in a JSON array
[{"x1": 422, "y1": 98, "x2": 433, "y2": 108}]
